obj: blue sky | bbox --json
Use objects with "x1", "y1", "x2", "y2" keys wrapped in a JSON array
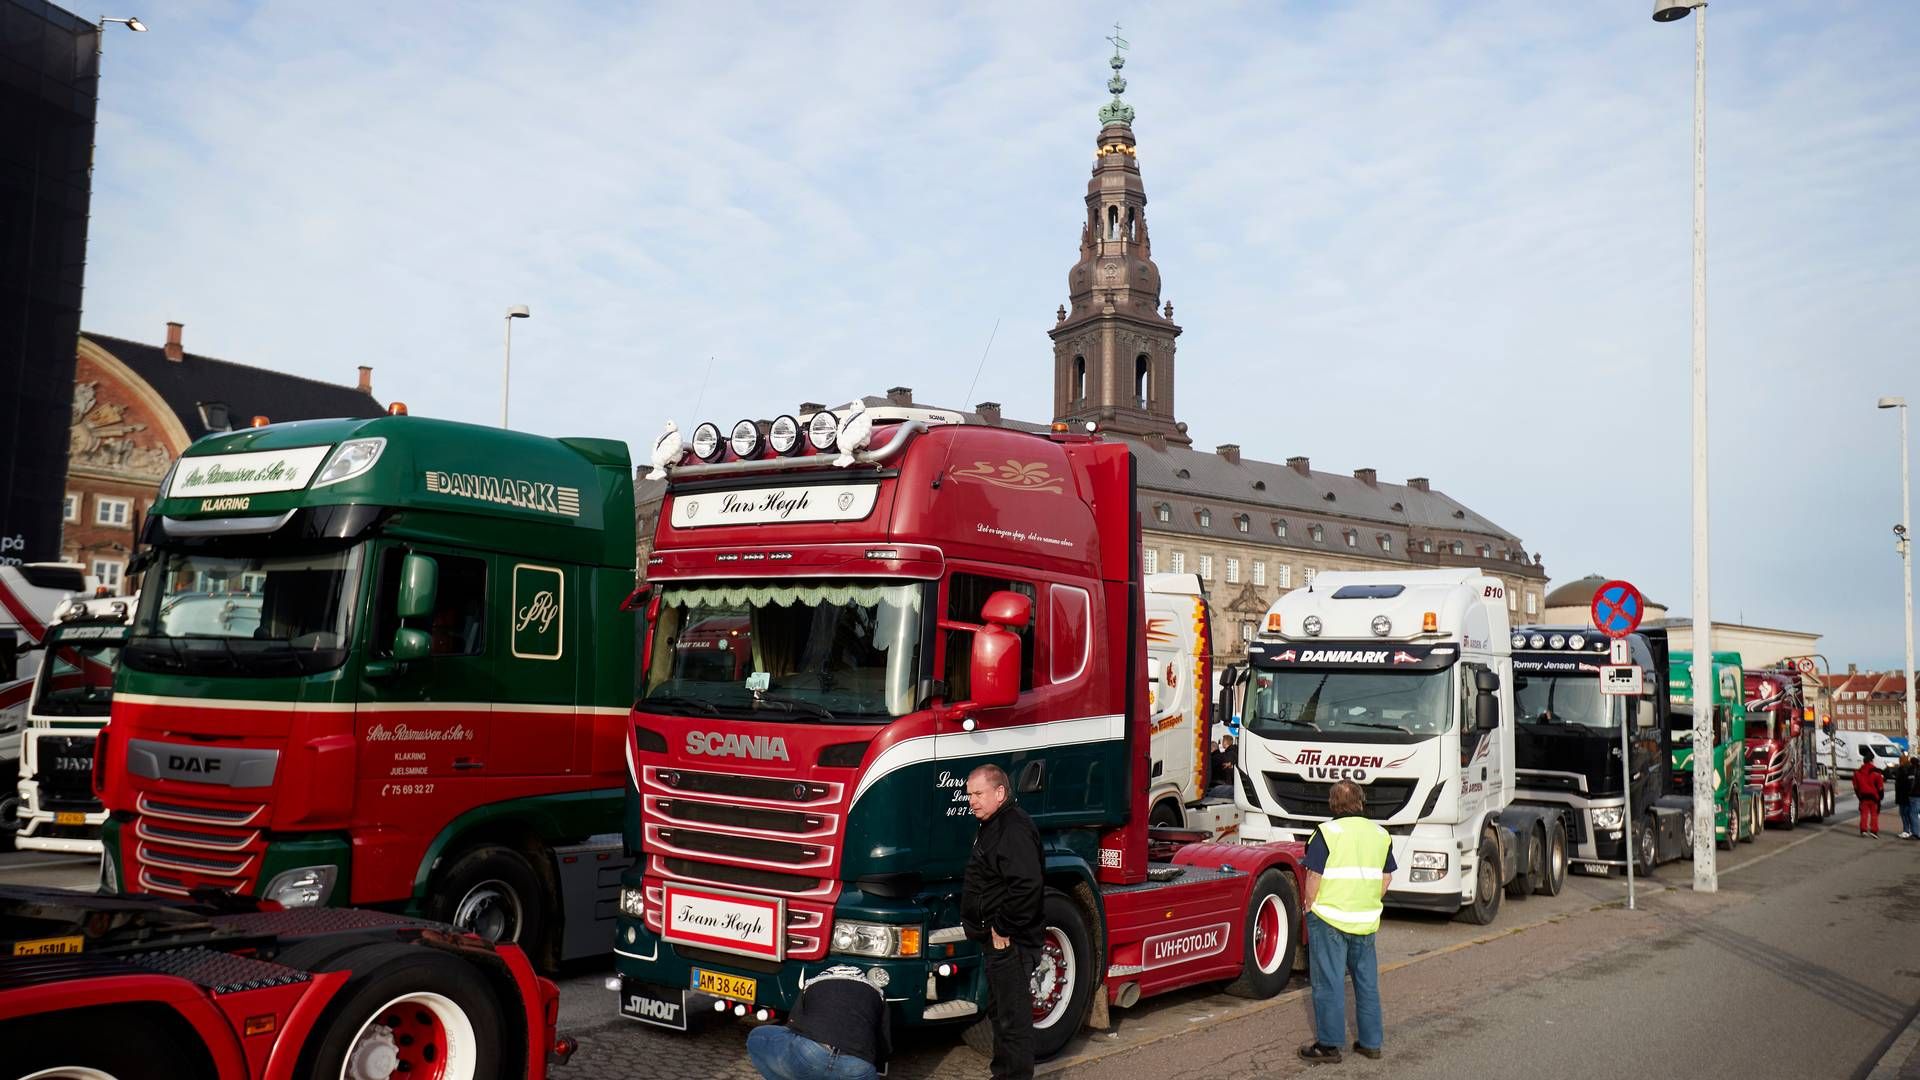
[{"x1": 82, "y1": 1, "x2": 1920, "y2": 668}]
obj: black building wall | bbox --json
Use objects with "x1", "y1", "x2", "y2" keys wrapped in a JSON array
[{"x1": 0, "y1": 0, "x2": 97, "y2": 565}]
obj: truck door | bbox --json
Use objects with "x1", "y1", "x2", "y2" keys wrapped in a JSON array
[
  {"x1": 359, "y1": 545, "x2": 494, "y2": 793},
  {"x1": 487, "y1": 559, "x2": 577, "y2": 777},
  {"x1": 1458, "y1": 661, "x2": 1505, "y2": 816}
]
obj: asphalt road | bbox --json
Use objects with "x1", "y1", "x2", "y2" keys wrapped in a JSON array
[{"x1": 6, "y1": 793, "x2": 1913, "y2": 1080}]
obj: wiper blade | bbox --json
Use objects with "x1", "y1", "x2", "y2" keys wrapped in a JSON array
[
  {"x1": 637, "y1": 694, "x2": 724, "y2": 717},
  {"x1": 753, "y1": 694, "x2": 837, "y2": 721},
  {"x1": 1345, "y1": 721, "x2": 1412, "y2": 734},
  {"x1": 1267, "y1": 716, "x2": 1321, "y2": 731}
]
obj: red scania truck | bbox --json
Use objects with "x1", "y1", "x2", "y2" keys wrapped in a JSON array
[
  {"x1": 1744, "y1": 669, "x2": 1834, "y2": 828},
  {"x1": 96, "y1": 415, "x2": 636, "y2": 968},
  {"x1": 613, "y1": 411, "x2": 1306, "y2": 1057}
]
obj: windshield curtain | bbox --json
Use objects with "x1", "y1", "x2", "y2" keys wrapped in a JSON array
[
  {"x1": 1244, "y1": 667, "x2": 1453, "y2": 740},
  {"x1": 33, "y1": 637, "x2": 122, "y2": 716},
  {"x1": 642, "y1": 581, "x2": 925, "y2": 721},
  {"x1": 124, "y1": 545, "x2": 363, "y2": 677},
  {"x1": 1516, "y1": 675, "x2": 1616, "y2": 731}
]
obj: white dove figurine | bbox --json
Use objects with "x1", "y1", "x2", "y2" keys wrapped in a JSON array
[
  {"x1": 646, "y1": 421, "x2": 683, "y2": 480},
  {"x1": 832, "y1": 407, "x2": 872, "y2": 468}
]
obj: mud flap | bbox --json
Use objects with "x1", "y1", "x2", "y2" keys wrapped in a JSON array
[{"x1": 1075, "y1": 880, "x2": 1111, "y2": 1031}]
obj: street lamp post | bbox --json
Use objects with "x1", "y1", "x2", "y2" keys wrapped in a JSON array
[
  {"x1": 502, "y1": 305, "x2": 530, "y2": 428},
  {"x1": 1880, "y1": 396, "x2": 1916, "y2": 750},
  {"x1": 90, "y1": 17, "x2": 147, "y2": 181},
  {"x1": 1654, "y1": 0, "x2": 1715, "y2": 892}
]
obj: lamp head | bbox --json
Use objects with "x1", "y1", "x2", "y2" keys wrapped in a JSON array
[
  {"x1": 1878, "y1": 396, "x2": 1907, "y2": 410},
  {"x1": 506, "y1": 305, "x2": 530, "y2": 319},
  {"x1": 1652, "y1": 0, "x2": 1704, "y2": 21},
  {"x1": 127, "y1": 17, "x2": 146, "y2": 30}
]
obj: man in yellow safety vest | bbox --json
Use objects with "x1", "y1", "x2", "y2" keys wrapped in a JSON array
[{"x1": 1298, "y1": 779, "x2": 1395, "y2": 1064}]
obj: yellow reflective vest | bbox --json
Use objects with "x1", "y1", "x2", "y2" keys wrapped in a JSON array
[{"x1": 1310, "y1": 816, "x2": 1392, "y2": 935}]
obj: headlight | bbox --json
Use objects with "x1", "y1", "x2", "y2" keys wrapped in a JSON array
[
  {"x1": 829, "y1": 920, "x2": 922, "y2": 958},
  {"x1": 1411, "y1": 850, "x2": 1448, "y2": 870},
  {"x1": 1569, "y1": 634, "x2": 1586, "y2": 650},
  {"x1": 1591, "y1": 807, "x2": 1624, "y2": 830},
  {"x1": 263, "y1": 865, "x2": 338, "y2": 908},
  {"x1": 619, "y1": 887, "x2": 646, "y2": 918},
  {"x1": 1512, "y1": 633, "x2": 1527, "y2": 649},
  {"x1": 312, "y1": 438, "x2": 387, "y2": 488},
  {"x1": 1548, "y1": 634, "x2": 1566, "y2": 649}
]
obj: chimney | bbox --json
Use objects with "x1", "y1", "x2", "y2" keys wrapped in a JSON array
[
  {"x1": 1848, "y1": 663, "x2": 1858, "y2": 676},
  {"x1": 887, "y1": 386, "x2": 913, "y2": 407},
  {"x1": 976, "y1": 401, "x2": 1002, "y2": 426},
  {"x1": 1354, "y1": 467, "x2": 1378, "y2": 487},
  {"x1": 799, "y1": 401, "x2": 825, "y2": 416},
  {"x1": 164, "y1": 321, "x2": 184, "y2": 362},
  {"x1": 1286, "y1": 456, "x2": 1310, "y2": 477},
  {"x1": 1216, "y1": 444, "x2": 1241, "y2": 465},
  {"x1": 1408, "y1": 476, "x2": 1430, "y2": 491},
  {"x1": 357, "y1": 365, "x2": 373, "y2": 394}
]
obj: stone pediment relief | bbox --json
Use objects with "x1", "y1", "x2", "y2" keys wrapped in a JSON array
[
  {"x1": 70, "y1": 381, "x2": 173, "y2": 479},
  {"x1": 1225, "y1": 582, "x2": 1269, "y2": 615}
]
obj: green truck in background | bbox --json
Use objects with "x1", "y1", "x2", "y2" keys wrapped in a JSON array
[{"x1": 1669, "y1": 650, "x2": 1764, "y2": 849}]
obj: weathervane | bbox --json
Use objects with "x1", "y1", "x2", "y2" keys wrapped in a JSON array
[{"x1": 1099, "y1": 21, "x2": 1135, "y2": 125}]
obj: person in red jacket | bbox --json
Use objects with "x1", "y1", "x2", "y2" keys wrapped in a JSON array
[{"x1": 1854, "y1": 748, "x2": 1886, "y2": 838}]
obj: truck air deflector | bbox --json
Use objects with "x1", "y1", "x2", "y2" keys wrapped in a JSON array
[{"x1": 1247, "y1": 641, "x2": 1459, "y2": 672}]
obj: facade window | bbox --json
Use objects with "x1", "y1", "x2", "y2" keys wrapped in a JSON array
[
  {"x1": 1451, "y1": 541, "x2": 1465, "y2": 556},
  {"x1": 1273, "y1": 519, "x2": 1288, "y2": 539},
  {"x1": 1507, "y1": 588, "x2": 1518, "y2": 612},
  {"x1": 1479, "y1": 545, "x2": 1493, "y2": 558},
  {"x1": 63, "y1": 494, "x2": 78, "y2": 522},
  {"x1": 1277, "y1": 564, "x2": 1292, "y2": 588},
  {"x1": 1234, "y1": 514, "x2": 1250, "y2": 533},
  {"x1": 1526, "y1": 592, "x2": 1538, "y2": 616},
  {"x1": 1253, "y1": 561, "x2": 1266, "y2": 587},
  {"x1": 1073, "y1": 355, "x2": 1087, "y2": 401},
  {"x1": 1303, "y1": 567, "x2": 1317, "y2": 586},
  {"x1": 1344, "y1": 530, "x2": 1358, "y2": 548},
  {"x1": 1197, "y1": 508, "x2": 1212, "y2": 528},
  {"x1": 1170, "y1": 551, "x2": 1186, "y2": 573},
  {"x1": 1143, "y1": 548, "x2": 1159, "y2": 574},
  {"x1": 1378, "y1": 534, "x2": 1392, "y2": 552},
  {"x1": 91, "y1": 559, "x2": 123, "y2": 590},
  {"x1": 1241, "y1": 622, "x2": 1255, "y2": 643},
  {"x1": 1155, "y1": 503, "x2": 1171, "y2": 523},
  {"x1": 1198, "y1": 554, "x2": 1213, "y2": 580},
  {"x1": 1309, "y1": 524, "x2": 1325, "y2": 543},
  {"x1": 1421, "y1": 539, "x2": 1433, "y2": 553},
  {"x1": 95, "y1": 496, "x2": 131, "y2": 527},
  {"x1": 1225, "y1": 558, "x2": 1240, "y2": 584}
]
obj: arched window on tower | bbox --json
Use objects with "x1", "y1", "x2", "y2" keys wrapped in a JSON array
[
  {"x1": 1134, "y1": 354, "x2": 1151, "y2": 408},
  {"x1": 1125, "y1": 207, "x2": 1136, "y2": 241},
  {"x1": 1072, "y1": 355, "x2": 1087, "y2": 402},
  {"x1": 1107, "y1": 205, "x2": 1120, "y2": 241}
]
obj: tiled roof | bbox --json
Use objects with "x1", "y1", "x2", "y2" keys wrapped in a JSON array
[{"x1": 85, "y1": 333, "x2": 386, "y2": 441}]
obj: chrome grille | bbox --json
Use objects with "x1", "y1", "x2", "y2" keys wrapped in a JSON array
[{"x1": 132, "y1": 792, "x2": 268, "y2": 896}]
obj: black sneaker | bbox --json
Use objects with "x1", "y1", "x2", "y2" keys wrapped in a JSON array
[
  {"x1": 1298, "y1": 1042, "x2": 1344, "y2": 1064},
  {"x1": 1353, "y1": 1043, "x2": 1383, "y2": 1060}
]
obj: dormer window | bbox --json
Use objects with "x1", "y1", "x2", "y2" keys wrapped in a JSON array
[
  {"x1": 1155, "y1": 503, "x2": 1171, "y2": 524},
  {"x1": 1378, "y1": 534, "x2": 1392, "y2": 552},
  {"x1": 1273, "y1": 519, "x2": 1288, "y2": 539},
  {"x1": 1344, "y1": 529, "x2": 1358, "y2": 548},
  {"x1": 1421, "y1": 539, "x2": 1433, "y2": 553},
  {"x1": 1196, "y1": 508, "x2": 1212, "y2": 528},
  {"x1": 1309, "y1": 524, "x2": 1325, "y2": 543},
  {"x1": 1234, "y1": 513, "x2": 1250, "y2": 533},
  {"x1": 1176, "y1": 468, "x2": 1191, "y2": 480},
  {"x1": 1451, "y1": 541, "x2": 1465, "y2": 556}
]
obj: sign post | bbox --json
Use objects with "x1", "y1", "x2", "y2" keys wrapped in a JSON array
[{"x1": 1592, "y1": 580, "x2": 1648, "y2": 911}]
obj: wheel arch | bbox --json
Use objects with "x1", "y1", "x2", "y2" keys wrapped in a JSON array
[
  {"x1": 0, "y1": 1000, "x2": 224, "y2": 1080},
  {"x1": 407, "y1": 788, "x2": 623, "y2": 909}
]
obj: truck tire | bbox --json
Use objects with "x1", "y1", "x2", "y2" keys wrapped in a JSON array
[
  {"x1": 424, "y1": 844, "x2": 546, "y2": 959},
  {"x1": 1537, "y1": 822, "x2": 1567, "y2": 896},
  {"x1": 1149, "y1": 799, "x2": 1183, "y2": 829},
  {"x1": 1634, "y1": 816, "x2": 1657, "y2": 878},
  {"x1": 294, "y1": 942, "x2": 505, "y2": 1080},
  {"x1": 1456, "y1": 831, "x2": 1502, "y2": 926},
  {"x1": 1783, "y1": 790, "x2": 1798, "y2": 830},
  {"x1": 1743, "y1": 797, "x2": 1760, "y2": 844},
  {"x1": 4, "y1": 1007, "x2": 206, "y2": 1079},
  {"x1": 1720, "y1": 793, "x2": 1740, "y2": 851},
  {"x1": 1031, "y1": 890, "x2": 1095, "y2": 1059},
  {"x1": 1225, "y1": 869, "x2": 1299, "y2": 998},
  {"x1": 1505, "y1": 826, "x2": 1541, "y2": 900}
]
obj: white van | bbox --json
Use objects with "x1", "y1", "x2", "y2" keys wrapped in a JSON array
[{"x1": 1818, "y1": 730, "x2": 1904, "y2": 778}]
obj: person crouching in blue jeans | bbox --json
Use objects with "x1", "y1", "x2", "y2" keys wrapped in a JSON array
[
  {"x1": 746, "y1": 964, "x2": 891, "y2": 1080},
  {"x1": 1298, "y1": 779, "x2": 1394, "y2": 1064}
]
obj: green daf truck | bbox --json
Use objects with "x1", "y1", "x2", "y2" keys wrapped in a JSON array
[{"x1": 1668, "y1": 650, "x2": 1764, "y2": 849}]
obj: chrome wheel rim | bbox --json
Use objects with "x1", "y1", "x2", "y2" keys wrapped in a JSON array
[
  {"x1": 451, "y1": 879, "x2": 523, "y2": 943},
  {"x1": 1030, "y1": 927, "x2": 1077, "y2": 1029}
]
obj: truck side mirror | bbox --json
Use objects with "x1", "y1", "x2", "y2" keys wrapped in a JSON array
[
  {"x1": 397, "y1": 553, "x2": 438, "y2": 619},
  {"x1": 392, "y1": 627, "x2": 431, "y2": 661},
  {"x1": 1474, "y1": 669, "x2": 1500, "y2": 694},
  {"x1": 1633, "y1": 699, "x2": 1655, "y2": 730},
  {"x1": 942, "y1": 590, "x2": 1029, "y2": 719},
  {"x1": 1476, "y1": 691, "x2": 1500, "y2": 731}
]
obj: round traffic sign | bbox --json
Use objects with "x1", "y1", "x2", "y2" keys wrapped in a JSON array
[
  {"x1": 1590, "y1": 580, "x2": 1645, "y2": 638},
  {"x1": 1796, "y1": 657, "x2": 1817, "y2": 675}
]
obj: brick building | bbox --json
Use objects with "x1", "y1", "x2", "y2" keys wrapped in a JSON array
[
  {"x1": 1824, "y1": 668, "x2": 1915, "y2": 735},
  {"x1": 62, "y1": 323, "x2": 386, "y2": 592}
]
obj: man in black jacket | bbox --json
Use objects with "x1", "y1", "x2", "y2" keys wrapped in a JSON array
[
  {"x1": 745, "y1": 964, "x2": 889, "y2": 1080},
  {"x1": 962, "y1": 763, "x2": 1046, "y2": 1080}
]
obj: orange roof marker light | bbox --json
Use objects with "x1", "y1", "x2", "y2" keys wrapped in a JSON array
[
  {"x1": 387, "y1": 402, "x2": 409, "y2": 416},
  {"x1": 250, "y1": 415, "x2": 270, "y2": 427},
  {"x1": 1422, "y1": 611, "x2": 1438, "y2": 633}
]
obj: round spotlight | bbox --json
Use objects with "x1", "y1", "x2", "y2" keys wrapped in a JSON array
[
  {"x1": 1529, "y1": 634, "x2": 1547, "y2": 648},
  {"x1": 714, "y1": 999, "x2": 729, "y2": 1013},
  {"x1": 866, "y1": 967, "x2": 890, "y2": 989},
  {"x1": 768, "y1": 414, "x2": 801, "y2": 455},
  {"x1": 1371, "y1": 615, "x2": 1392, "y2": 637},
  {"x1": 806, "y1": 410, "x2": 839, "y2": 452},
  {"x1": 1548, "y1": 634, "x2": 1566, "y2": 650},
  {"x1": 1569, "y1": 634, "x2": 1586, "y2": 650},
  {"x1": 1303, "y1": 616, "x2": 1324, "y2": 637},
  {"x1": 754, "y1": 1008, "x2": 771, "y2": 1022},
  {"x1": 1512, "y1": 633, "x2": 1527, "y2": 650},
  {"x1": 690, "y1": 422, "x2": 723, "y2": 462},
  {"x1": 937, "y1": 963, "x2": 954, "y2": 977},
  {"x1": 733, "y1": 1003, "x2": 749, "y2": 1017},
  {"x1": 729, "y1": 419, "x2": 762, "y2": 458}
]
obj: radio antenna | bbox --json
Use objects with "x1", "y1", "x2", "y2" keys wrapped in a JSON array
[
  {"x1": 689, "y1": 355, "x2": 715, "y2": 425},
  {"x1": 932, "y1": 317, "x2": 999, "y2": 490}
]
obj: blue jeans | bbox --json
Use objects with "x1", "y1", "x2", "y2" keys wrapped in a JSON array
[
  {"x1": 746, "y1": 1024, "x2": 878, "y2": 1080},
  {"x1": 1307, "y1": 911, "x2": 1383, "y2": 1051},
  {"x1": 1903, "y1": 797, "x2": 1920, "y2": 836}
]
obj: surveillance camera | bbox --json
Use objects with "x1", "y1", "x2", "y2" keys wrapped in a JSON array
[{"x1": 1898, "y1": 524, "x2": 1911, "y2": 537}]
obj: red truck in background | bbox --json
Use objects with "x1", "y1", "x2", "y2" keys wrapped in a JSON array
[
  {"x1": 0, "y1": 884, "x2": 572, "y2": 1079},
  {"x1": 1744, "y1": 669, "x2": 1836, "y2": 828}
]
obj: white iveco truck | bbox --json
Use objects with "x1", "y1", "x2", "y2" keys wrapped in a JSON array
[{"x1": 1235, "y1": 569, "x2": 1564, "y2": 925}]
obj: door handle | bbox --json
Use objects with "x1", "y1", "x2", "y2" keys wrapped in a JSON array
[{"x1": 453, "y1": 758, "x2": 485, "y2": 771}]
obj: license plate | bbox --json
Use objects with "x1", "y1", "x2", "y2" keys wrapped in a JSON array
[
  {"x1": 693, "y1": 968, "x2": 757, "y2": 1003},
  {"x1": 618, "y1": 981, "x2": 688, "y2": 1030},
  {"x1": 55, "y1": 812, "x2": 85, "y2": 826},
  {"x1": 661, "y1": 882, "x2": 785, "y2": 960},
  {"x1": 1575, "y1": 861, "x2": 1612, "y2": 875}
]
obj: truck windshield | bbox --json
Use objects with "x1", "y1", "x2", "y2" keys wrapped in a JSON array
[
  {"x1": 1515, "y1": 675, "x2": 1614, "y2": 730},
  {"x1": 642, "y1": 581, "x2": 925, "y2": 721},
  {"x1": 123, "y1": 545, "x2": 363, "y2": 677},
  {"x1": 33, "y1": 631, "x2": 123, "y2": 716},
  {"x1": 1244, "y1": 667, "x2": 1451, "y2": 740}
]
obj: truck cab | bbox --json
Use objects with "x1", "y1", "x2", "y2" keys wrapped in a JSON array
[
  {"x1": 1142, "y1": 572, "x2": 1217, "y2": 829},
  {"x1": 1669, "y1": 651, "x2": 1763, "y2": 848},
  {"x1": 97, "y1": 414, "x2": 635, "y2": 967},
  {"x1": 14, "y1": 595, "x2": 133, "y2": 853},
  {"x1": 1237, "y1": 570, "x2": 1561, "y2": 925},
  {"x1": 1744, "y1": 669, "x2": 1833, "y2": 827}
]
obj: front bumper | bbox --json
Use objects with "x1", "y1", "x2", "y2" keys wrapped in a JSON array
[{"x1": 1244, "y1": 816, "x2": 1471, "y2": 909}]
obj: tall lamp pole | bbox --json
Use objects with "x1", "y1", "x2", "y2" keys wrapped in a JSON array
[
  {"x1": 502, "y1": 305, "x2": 530, "y2": 428},
  {"x1": 1654, "y1": 0, "x2": 1715, "y2": 892},
  {"x1": 1880, "y1": 396, "x2": 1916, "y2": 750},
  {"x1": 90, "y1": 17, "x2": 147, "y2": 181}
]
